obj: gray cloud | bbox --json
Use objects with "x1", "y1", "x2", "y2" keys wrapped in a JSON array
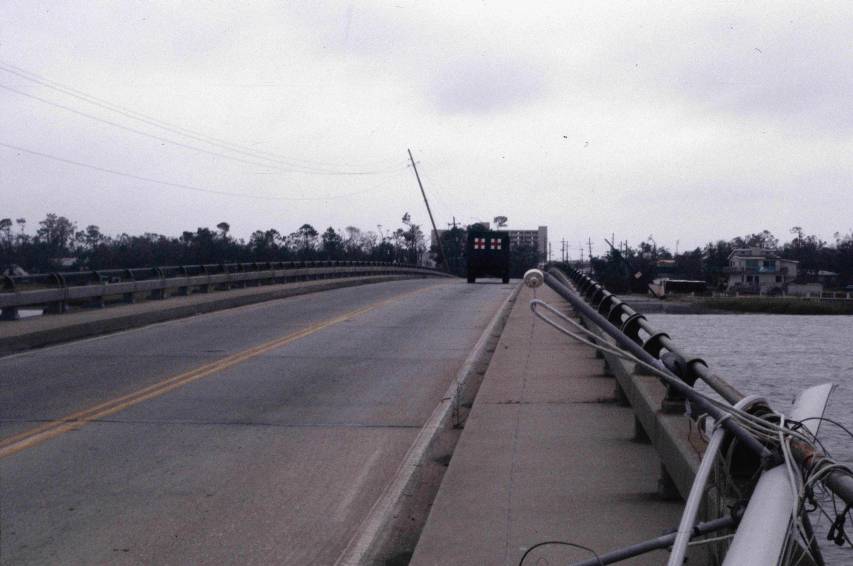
[
  {"x1": 430, "y1": 57, "x2": 545, "y2": 114},
  {"x1": 2, "y1": 2, "x2": 852, "y2": 254},
  {"x1": 646, "y1": 11, "x2": 853, "y2": 134}
]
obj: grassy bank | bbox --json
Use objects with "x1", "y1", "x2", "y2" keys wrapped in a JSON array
[{"x1": 701, "y1": 298, "x2": 853, "y2": 315}]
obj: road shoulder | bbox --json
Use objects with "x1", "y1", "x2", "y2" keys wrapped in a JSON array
[{"x1": 410, "y1": 285, "x2": 683, "y2": 565}]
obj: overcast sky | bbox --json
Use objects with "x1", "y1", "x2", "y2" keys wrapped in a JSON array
[{"x1": 2, "y1": 1, "x2": 852, "y2": 258}]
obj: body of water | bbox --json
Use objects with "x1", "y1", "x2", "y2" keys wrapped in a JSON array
[{"x1": 646, "y1": 313, "x2": 853, "y2": 562}]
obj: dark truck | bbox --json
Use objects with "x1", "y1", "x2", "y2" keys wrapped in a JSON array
[{"x1": 466, "y1": 230, "x2": 510, "y2": 284}]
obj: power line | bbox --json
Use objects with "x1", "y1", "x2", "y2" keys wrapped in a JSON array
[
  {"x1": 0, "y1": 61, "x2": 404, "y2": 175},
  {"x1": 0, "y1": 83, "x2": 367, "y2": 176},
  {"x1": 0, "y1": 141, "x2": 397, "y2": 201},
  {"x1": 0, "y1": 61, "x2": 399, "y2": 173},
  {"x1": 0, "y1": 82, "x2": 409, "y2": 177}
]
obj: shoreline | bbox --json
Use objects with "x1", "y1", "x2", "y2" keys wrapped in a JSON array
[
  {"x1": 699, "y1": 297, "x2": 853, "y2": 315},
  {"x1": 615, "y1": 294, "x2": 853, "y2": 315}
]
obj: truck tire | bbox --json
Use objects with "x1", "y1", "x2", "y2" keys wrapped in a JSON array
[
  {"x1": 467, "y1": 275, "x2": 475, "y2": 284},
  {"x1": 502, "y1": 276, "x2": 510, "y2": 284}
]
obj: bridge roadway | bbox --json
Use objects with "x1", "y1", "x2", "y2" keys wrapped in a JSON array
[{"x1": 0, "y1": 278, "x2": 513, "y2": 565}]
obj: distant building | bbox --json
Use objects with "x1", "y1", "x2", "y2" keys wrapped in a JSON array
[
  {"x1": 655, "y1": 259, "x2": 676, "y2": 275},
  {"x1": 2, "y1": 264, "x2": 28, "y2": 277},
  {"x1": 815, "y1": 270, "x2": 839, "y2": 288},
  {"x1": 506, "y1": 226, "x2": 548, "y2": 261},
  {"x1": 725, "y1": 248, "x2": 798, "y2": 294},
  {"x1": 434, "y1": 225, "x2": 548, "y2": 261},
  {"x1": 48, "y1": 257, "x2": 79, "y2": 270}
]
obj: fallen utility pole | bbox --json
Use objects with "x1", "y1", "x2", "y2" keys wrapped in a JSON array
[{"x1": 407, "y1": 148, "x2": 448, "y2": 271}]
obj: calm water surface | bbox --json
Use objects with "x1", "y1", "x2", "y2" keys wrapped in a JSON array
[{"x1": 647, "y1": 313, "x2": 853, "y2": 561}]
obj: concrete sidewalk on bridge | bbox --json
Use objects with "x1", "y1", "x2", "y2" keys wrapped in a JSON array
[
  {"x1": 410, "y1": 284, "x2": 683, "y2": 566},
  {"x1": 0, "y1": 275, "x2": 426, "y2": 356}
]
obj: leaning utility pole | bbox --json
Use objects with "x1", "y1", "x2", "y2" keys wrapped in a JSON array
[{"x1": 407, "y1": 149, "x2": 448, "y2": 271}]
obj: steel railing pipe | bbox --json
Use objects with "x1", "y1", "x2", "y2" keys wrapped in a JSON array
[
  {"x1": 551, "y1": 266, "x2": 745, "y2": 404},
  {"x1": 542, "y1": 270, "x2": 774, "y2": 466}
]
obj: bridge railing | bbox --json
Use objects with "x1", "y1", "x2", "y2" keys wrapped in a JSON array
[
  {"x1": 544, "y1": 264, "x2": 853, "y2": 564},
  {"x1": 0, "y1": 261, "x2": 450, "y2": 320},
  {"x1": 550, "y1": 267, "x2": 745, "y2": 405},
  {"x1": 543, "y1": 265, "x2": 750, "y2": 564}
]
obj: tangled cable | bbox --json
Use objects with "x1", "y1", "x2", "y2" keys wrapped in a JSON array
[{"x1": 529, "y1": 298, "x2": 853, "y2": 561}]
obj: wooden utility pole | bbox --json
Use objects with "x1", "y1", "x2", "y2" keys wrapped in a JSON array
[{"x1": 407, "y1": 149, "x2": 448, "y2": 271}]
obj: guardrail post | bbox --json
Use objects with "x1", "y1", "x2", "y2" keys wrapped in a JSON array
[
  {"x1": 1, "y1": 275, "x2": 19, "y2": 320},
  {"x1": 44, "y1": 273, "x2": 68, "y2": 314},
  {"x1": 228, "y1": 264, "x2": 244, "y2": 289},
  {"x1": 176, "y1": 266, "x2": 189, "y2": 296},
  {"x1": 89, "y1": 271, "x2": 106, "y2": 309},
  {"x1": 198, "y1": 265, "x2": 212, "y2": 293},
  {"x1": 238, "y1": 264, "x2": 248, "y2": 288},
  {"x1": 613, "y1": 379, "x2": 629, "y2": 406},
  {"x1": 148, "y1": 268, "x2": 167, "y2": 300},
  {"x1": 0, "y1": 305, "x2": 19, "y2": 320},
  {"x1": 246, "y1": 264, "x2": 260, "y2": 287},
  {"x1": 122, "y1": 269, "x2": 136, "y2": 303},
  {"x1": 633, "y1": 416, "x2": 651, "y2": 443},
  {"x1": 657, "y1": 463, "x2": 681, "y2": 500}
]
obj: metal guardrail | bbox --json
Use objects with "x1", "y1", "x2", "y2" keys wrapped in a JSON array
[
  {"x1": 545, "y1": 268, "x2": 772, "y2": 490},
  {"x1": 542, "y1": 266, "x2": 853, "y2": 565},
  {"x1": 549, "y1": 267, "x2": 745, "y2": 405},
  {"x1": 0, "y1": 261, "x2": 450, "y2": 320},
  {"x1": 532, "y1": 269, "x2": 747, "y2": 565}
]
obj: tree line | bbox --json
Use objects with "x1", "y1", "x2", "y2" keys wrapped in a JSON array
[
  {"x1": 0, "y1": 213, "x2": 427, "y2": 273},
  {"x1": 582, "y1": 228, "x2": 853, "y2": 293},
  {"x1": 5, "y1": 215, "x2": 849, "y2": 288}
]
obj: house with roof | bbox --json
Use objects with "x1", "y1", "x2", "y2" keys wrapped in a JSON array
[{"x1": 725, "y1": 248, "x2": 798, "y2": 294}]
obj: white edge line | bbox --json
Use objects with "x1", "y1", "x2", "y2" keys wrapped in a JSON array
[{"x1": 334, "y1": 282, "x2": 521, "y2": 566}]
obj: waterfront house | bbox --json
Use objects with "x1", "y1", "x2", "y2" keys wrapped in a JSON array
[{"x1": 725, "y1": 248, "x2": 798, "y2": 294}]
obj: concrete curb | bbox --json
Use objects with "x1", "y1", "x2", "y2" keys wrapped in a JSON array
[
  {"x1": 334, "y1": 282, "x2": 522, "y2": 566},
  {"x1": 0, "y1": 275, "x2": 437, "y2": 357},
  {"x1": 574, "y1": 309, "x2": 702, "y2": 500}
]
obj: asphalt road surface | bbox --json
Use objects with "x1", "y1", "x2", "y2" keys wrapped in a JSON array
[{"x1": 0, "y1": 278, "x2": 513, "y2": 565}]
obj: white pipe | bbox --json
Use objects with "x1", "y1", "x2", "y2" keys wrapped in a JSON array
[
  {"x1": 667, "y1": 395, "x2": 766, "y2": 566},
  {"x1": 722, "y1": 383, "x2": 834, "y2": 566}
]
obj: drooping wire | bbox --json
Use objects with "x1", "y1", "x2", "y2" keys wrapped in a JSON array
[
  {"x1": 517, "y1": 540, "x2": 603, "y2": 566},
  {"x1": 0, "y1": 83, "x2": 408, "y2": 177},
  {"x1": 529, "y1": 299, "x2": 820, "y2": 448},
  {"x1": 0, "y1": 61, "x2": 405, "y2": 174},
  {"x1": 529, "y1": 296, "x2": 853, "y2": 559},
  {"x1": 0, "y1": 141, "x2": 403, "y2": 201},
  {"x1": 798, "y1": 417, "x2": 853, "y2": 441}
]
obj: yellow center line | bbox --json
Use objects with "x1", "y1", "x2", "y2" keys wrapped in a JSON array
[{"x1": 0, "y1": 284, "x2": 441, "y2": 459}]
